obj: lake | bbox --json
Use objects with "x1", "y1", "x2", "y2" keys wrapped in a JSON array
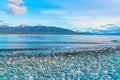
[{"x1": 0, "y1": 34, "x2": 120, "y2": 54}]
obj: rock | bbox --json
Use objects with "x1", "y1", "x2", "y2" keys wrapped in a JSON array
[
  {"x1": 29, "y1": 76, "x2": 34, "y2": 80},
  {"x1": 103, "y1": 70, "x2": 108, "y2": 74}
]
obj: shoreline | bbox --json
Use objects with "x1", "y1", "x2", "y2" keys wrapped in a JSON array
[
  {"x1": 0, "y1": 46, "x2": 120, "y2": 79},
  {"x1": 0, "y1": 46, "x2": 120, "y2": 57}
]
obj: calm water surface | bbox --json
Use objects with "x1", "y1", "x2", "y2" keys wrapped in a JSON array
[{"x1": 0, "y1": 34, "x2": 120, "y2": 54}]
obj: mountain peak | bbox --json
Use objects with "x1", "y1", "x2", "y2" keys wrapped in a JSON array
[{"x1": 18, "y1": 24, "x2": 30, "y2": 27}]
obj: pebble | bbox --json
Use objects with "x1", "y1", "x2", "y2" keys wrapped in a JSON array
[{"x1": 0, "y1": 47, "x2": 120, "y2": 79}]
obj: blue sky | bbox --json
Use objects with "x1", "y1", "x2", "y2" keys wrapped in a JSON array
[{"x1": 0, "y1": 0, "x2": 120, "y2": 31}]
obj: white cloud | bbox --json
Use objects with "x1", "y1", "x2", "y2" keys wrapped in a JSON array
[
  {"x1": 7, "y1": 4, "x2": 27, "y2": 15},
  {"x1": 41, "y1": 9, "x2": 120, "y2": 31},
  {"x1": 8, "y1": 0, "x2": 23, "y2": 5},
  {"x1": 60, "y1": 16, "x2": 120, "y2": 31},
  {"x1": 42, "y1": 10, "x2": 66, "y2": 15},
  {"x1": 3, "y1": 0, "x2": 27, "y2": 15}
]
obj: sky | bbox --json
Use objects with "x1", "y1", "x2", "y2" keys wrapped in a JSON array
[{"x1": 0, "y1": 0, "x2": 120, "y2": 32}]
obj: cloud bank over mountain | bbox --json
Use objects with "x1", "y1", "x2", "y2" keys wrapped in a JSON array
[{"x1": 87, "y1": 24, "x2": 120, "y2": 34}]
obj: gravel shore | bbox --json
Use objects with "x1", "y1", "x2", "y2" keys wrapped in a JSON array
[{"x1": 0, "y1": 47, "x2": 120, "y2": 80}]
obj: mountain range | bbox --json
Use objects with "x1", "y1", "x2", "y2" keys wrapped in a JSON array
[
  {"x1": 0, "y1": 25, "x2": 77, "y2": 34},
  {"x1": 0, "y1": 25, "x2": 120, "y2": 35}
]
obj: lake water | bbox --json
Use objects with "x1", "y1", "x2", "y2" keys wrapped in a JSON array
[{"x1": 0, "y1": 34, "x2": 120, "y2": 54}]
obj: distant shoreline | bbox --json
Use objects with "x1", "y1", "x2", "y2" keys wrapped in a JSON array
[
  {"x1": 0, "y1": 30, "x2": 120, "y2": 35},
  {"x1": 0, "y1": 32, "x2": 120, "y2": 35}
]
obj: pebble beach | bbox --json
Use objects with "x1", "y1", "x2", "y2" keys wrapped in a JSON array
[{"x1": 0, "y1": 47, "x2": 120, "y2": 80}]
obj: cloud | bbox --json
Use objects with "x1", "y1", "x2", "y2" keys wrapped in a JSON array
[
  {"x1": 0, "y1": 23, "x2": 12, "y2": 26},
  {"x1": 91, "y1": 24, "x2": 120, "y2": 34},
  {"x1": 60, "y1": 16, "x2": 120, "y2": 31},
  {"x1": 7, "y1": 4, "x2": 27, "y2": 15},
  {"x1": 2, "y1": 0, "x2": 27, "y2": 15},
  {"x1": 42, "y1": 10, "x2": 65, "y2": 15},
  {"x1": 0, "y1": 20, "x2": 4, "y2": 22},
  {"x1": 100, "y1": 24, "x2": 120, "y2": 30},
  {"x1": 41, "y1": 9, "x2": 120, "y2": 31},
  {"x1": 8, "y1": 0, "x2": 23, "y2": 5}
]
